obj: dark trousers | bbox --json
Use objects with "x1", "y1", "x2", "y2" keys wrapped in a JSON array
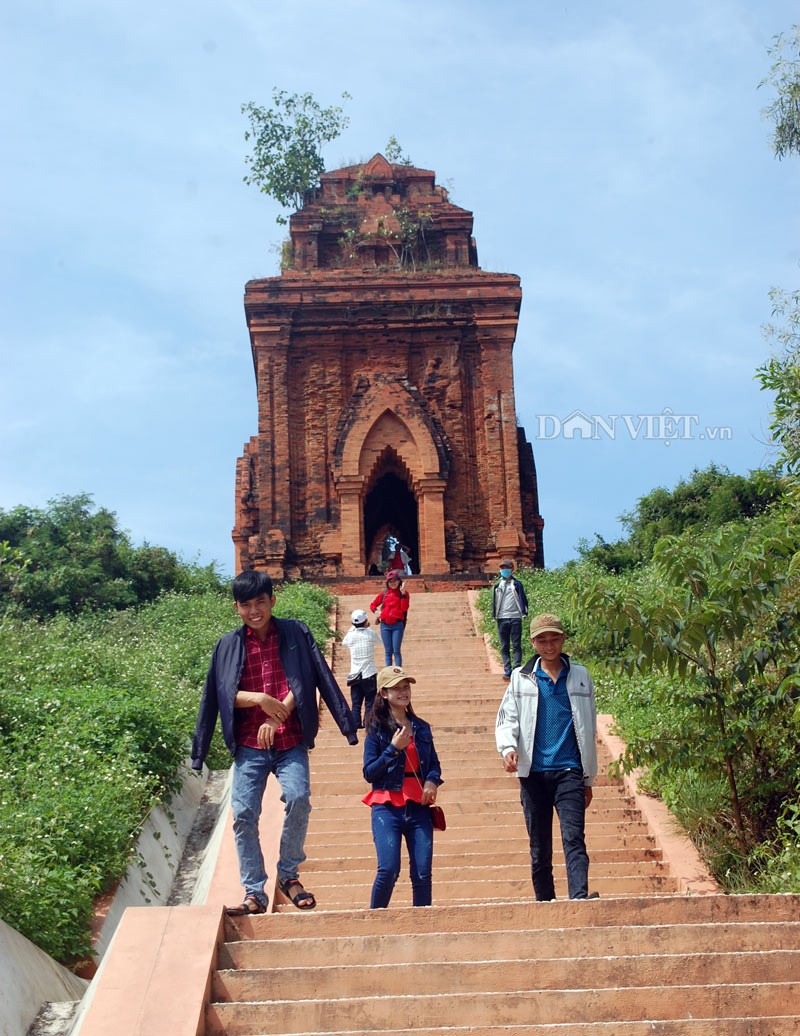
[
  {"x1": 497, "y1": 617, "x2": 523, "y2": 675},
  {"x1": 518, "y1": 768, "x2": 589, "y2": 900},
  {"x1": 349, "y1": 673, "x2": 377, "y2": 728}
]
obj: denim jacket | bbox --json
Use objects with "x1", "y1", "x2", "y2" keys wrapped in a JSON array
[{"x1": 363, "y1": 716, "x2": 443, "y2": 790}]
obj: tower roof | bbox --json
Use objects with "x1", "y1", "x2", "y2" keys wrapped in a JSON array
[{"x1": 286, "y1": 154, "x2": 478, "y2": 272}]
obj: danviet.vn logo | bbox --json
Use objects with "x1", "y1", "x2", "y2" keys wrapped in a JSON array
[{"x1": 536, "y1": 408, "x2": 732, "y2": 445}]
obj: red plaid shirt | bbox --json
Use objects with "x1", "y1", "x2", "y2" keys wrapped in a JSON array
[{"x1": 234, "y1": 625, "x2": 303, "y2": 751}]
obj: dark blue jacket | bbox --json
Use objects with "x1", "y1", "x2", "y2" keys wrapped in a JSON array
[
  {"x1": 191, "y1": 618, "x2": 357, "y2": 769},
  {"x1": 363, "y1": 716, "x2": 443, "y2": 790}
]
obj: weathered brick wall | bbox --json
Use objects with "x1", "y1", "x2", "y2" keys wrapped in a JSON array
[{"x1": 233, "y1": 156, "x2": 544, "y2": 578}]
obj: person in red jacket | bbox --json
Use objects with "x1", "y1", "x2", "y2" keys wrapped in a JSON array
[{"x1": 370, "y1": 570, "x2": 410, "y2": 666}]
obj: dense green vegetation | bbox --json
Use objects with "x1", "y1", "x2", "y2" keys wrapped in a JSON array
[
  {"x1": 0, "y1": 529, "x2": 336, "y2": 964},
  {"x1": 577, "y1": 464, "x2": 783, "y2": 573},
  {"x1": 480, "y1": 473, "x2": 800, "y2": 893},
  {"x1": 0, "y1": 494, "x2": 222, "y2": 618}
]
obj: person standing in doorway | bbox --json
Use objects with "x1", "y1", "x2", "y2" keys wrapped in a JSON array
[
  {"x1": 191, "y1": 571, "x2": 358, "y2": 915},
  {"x1": 495, "y1": 613, "x2": 598, "y2": 901},
  {"x1": 491, "y1": 558, "x2": 528, "y2": 678},
  {"x1": 371, "y1": 571, "x2": 410, "y2": 667}
]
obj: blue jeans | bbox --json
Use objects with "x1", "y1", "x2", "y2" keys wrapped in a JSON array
[
  {"x1": 369, "y1": 801, "x2": 433, "y2": 908},
  {"x1": 497, "y1": 617, "x2": 523, "y2": 675},
  {"x1": 380, "y1": 622, "x2": 405, "y2": 666},
  {"x1": 518, "y1": 768, "x2": 589, "y2": 900},
  {"x1": 231, "y1": 744, "x2": 311, "y2": 906}
]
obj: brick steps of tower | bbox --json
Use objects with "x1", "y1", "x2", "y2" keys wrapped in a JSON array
[{"x1": 204, "y1": 591, "x2": 800, "y2": 1036}]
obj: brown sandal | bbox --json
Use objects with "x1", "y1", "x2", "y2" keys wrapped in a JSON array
[{"x1": 225, "y1": 895, "x2": 267, "y2": 916}]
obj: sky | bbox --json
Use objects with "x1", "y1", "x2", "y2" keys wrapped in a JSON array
[{"x1": 1, "y1": 0, "x2": 798, "y2": 575}]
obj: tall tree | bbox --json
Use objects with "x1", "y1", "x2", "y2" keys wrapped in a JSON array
[
  {"x1": 761, "y1": 26, "x2": 800, "y2": 159},
  {"x1": 241, "y1": 89, "x2": 351, "y2": 224},
  {"x1": 759, "y1": 289, "x2": 800, "y2": 477},
  {"x1": 578, "y1": 465, "x2": 783, "y2": 572},
  {"x1": 759, "y1": 28, "x2": 800, "y2": 478}
]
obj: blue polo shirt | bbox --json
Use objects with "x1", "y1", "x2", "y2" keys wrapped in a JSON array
[{"x1": 532, "y1": 658, "x2": 582, "y2": 772}]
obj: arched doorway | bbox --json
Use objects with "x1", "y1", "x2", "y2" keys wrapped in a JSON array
[
  {"x1": 363, "y1": 450, "x2": 419, "y2": 574},
  {"x1": 333, "y1": 385, "x2": 450, "y2": 576}
]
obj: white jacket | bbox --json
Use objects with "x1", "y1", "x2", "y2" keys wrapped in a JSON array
[{"x1": 495, "y1": 655, "x2": 598, "y2": 785}]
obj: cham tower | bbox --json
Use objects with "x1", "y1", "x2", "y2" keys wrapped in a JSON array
[{"x1": 233, "y1": 153, "x2": 544, "y2": 579}]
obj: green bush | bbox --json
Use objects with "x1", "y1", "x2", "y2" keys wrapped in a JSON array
[{"x1": 272, "y1": 580, "x2": 335, "y2": 643}]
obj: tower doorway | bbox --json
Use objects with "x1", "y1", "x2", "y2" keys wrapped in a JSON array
[{"x1": 363, "y1": 469, "x2": 419, "y2": 575}]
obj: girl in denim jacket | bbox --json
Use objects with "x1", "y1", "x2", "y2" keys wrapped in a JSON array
[{"x1": 362, "y1": 666, "x2": 442, "y2": 907}]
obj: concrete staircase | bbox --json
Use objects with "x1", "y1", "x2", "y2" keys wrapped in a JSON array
[{"x1": 204, "y1": 591, "x2": 800, "y2": 1036}]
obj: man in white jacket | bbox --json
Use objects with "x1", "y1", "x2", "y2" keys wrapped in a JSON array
[{"x1": 495, "y1": 613, "x2": 598, "y2": 900}]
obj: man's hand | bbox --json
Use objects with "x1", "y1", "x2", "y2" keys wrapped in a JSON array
[
  {"x1": 257, "y1": 721, "x2": 277, "y2": 749},
  {"x1": 259, "y1": 694, "x2": 289, "y2": 721},
  {"x1": 585, "y1": 786, "x2": 593, "y2": 808},
  {"x1": 502, "y1": 751, "x2": 519, "y2": 773}
]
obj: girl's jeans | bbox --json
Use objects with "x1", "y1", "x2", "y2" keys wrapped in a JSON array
[
  {"x1": 380, "y1": 621, "x2": 405, "y2": 666},
  {"x1": 231, "y1": 744, "x2": 311, "y2": 906},
  {"x1": 369, "y1": 800, "x2": 433, "y2": 908}
]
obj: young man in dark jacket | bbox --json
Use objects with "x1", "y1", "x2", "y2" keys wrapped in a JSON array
[{"x1": 191, "y1": 571, "x2": 357, "y2": 914}]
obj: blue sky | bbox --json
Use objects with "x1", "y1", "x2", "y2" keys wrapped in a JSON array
[{"x1": 1, "y1": 0, "x2": 797, "y2": 574}]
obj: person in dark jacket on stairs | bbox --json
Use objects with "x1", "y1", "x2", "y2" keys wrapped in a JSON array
[{"x1": 191, "y1": 571, "x2": 358, "y2": 915}]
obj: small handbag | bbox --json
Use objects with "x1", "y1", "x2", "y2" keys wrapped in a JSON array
[{"x1": 413, "y1": 769, "x2": 446, "y2": 831}]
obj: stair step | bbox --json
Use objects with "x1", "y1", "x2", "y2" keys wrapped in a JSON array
[
  {"x1": 301, "y1": 831, "x2": 659, "y2": 851},
  {"x1": 219, "y1": 920, "x2": 800, "y2": 969},
  {"x1": 205, "y1": 982, "x2": 800, "y2": 1035},
  {"x1": 214, "y1": 949, "x2": 800, "y2": 1002},
  {"x1": 279, "y1": 878, "x2": 680, "y2": 910},
  {"x1": 207, "y1": 1023, "x2": 800, "y2": 1036}
]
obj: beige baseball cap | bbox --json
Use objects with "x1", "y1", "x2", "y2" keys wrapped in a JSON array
[
  {"x1": 376, "y1": 666, "x2": 416, "y2": 691},
  {"x1": 529, "y1": 613, "x2": 566, "y2": 639}
]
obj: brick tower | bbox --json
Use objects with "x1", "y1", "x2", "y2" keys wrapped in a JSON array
[{"x1": 233, "y1": 154, "x2": 544, "y2": 579}]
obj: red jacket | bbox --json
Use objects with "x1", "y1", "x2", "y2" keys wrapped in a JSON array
[{"x1": 370, "y1": 585, "x2": 410, "y2": 625}]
